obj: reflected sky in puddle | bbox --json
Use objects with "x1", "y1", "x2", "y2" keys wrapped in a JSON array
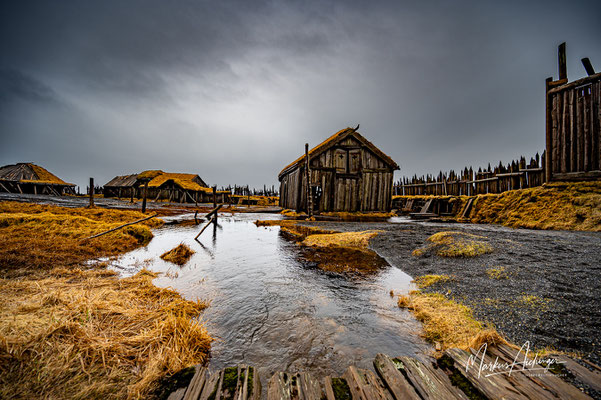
[{"x1": 107, "y1": 213, "x2": 432, "y2": 379}]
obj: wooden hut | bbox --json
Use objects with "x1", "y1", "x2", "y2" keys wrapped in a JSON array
[
  {"x1": 278, "y1": 127, "x2": 399, "y2": 212},
  {"x1": 0, "y1": 163, "x2": 75, "y2": 195},
  {"x1": 103, "y1": 170, "x2": 229, "y2": 204},
  {"x1": 103, "y1": 174, "x2": 139, "y2": 198}
]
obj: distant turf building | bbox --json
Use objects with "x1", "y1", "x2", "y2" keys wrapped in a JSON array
[
  {"x1": 0, "y1": 163, "x2": 75, "y2": 195},
  {"x1": 104, "y1": 170, "x2": 228, "y2": 203},
  {"x1": 278, "y1": 127, "x2": 399, "y2": 213}
]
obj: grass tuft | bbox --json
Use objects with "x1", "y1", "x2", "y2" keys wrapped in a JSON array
[
  {"x1": 160, "y1": 244, "x2": 195, "y2": 266},
  {"x1": 413, "y1": 274, "x2": 451, "y2": 289},
  {"x1": 413, "y1": 231, "x2": 493, "y2": 258},
  {"x1": 397, "y1": 291, "x2": 504, "y2": 350}
]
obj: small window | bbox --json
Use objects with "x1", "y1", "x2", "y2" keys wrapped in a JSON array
[
  {"x1": 335, "y1": 149, "x2": 347, "y2": 173},
  {"x1": 349, "y1": 150, "x2": 361, "y2": 174}
]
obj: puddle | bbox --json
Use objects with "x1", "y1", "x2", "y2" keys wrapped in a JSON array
[{"x1": 106, "y1": 213, "x2": 432, "y2": 380}]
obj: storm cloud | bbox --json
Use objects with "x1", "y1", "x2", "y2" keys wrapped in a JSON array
[{"x1": 1, "y1": 0, "x2": 600, "y2": 189}]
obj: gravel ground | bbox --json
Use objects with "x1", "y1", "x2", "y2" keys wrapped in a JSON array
[{"x1": 301, "y1": 218, "x2": 601, "y2": 368}]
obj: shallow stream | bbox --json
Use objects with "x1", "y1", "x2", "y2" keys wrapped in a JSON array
[{"x1": 108, "y1": 213, "x2": 432, "y2": 380}]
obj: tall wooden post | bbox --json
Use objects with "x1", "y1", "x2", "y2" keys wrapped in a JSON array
[
  {"x1": 212, "y1": 186, "x2": 218, "y2": 225},
  {"x1": 89, "y1": 177, "x2": 94, "y2": 207},
  {"x1": 558, "y1": 42, "x2": 567, "y2": 81},
  {"x1": 545, "y1": 77, "x2": 553, "y2": 182},
  {"x1": 305, "y1": 143, "x2": 312, "y2": 217},
  {"x1": 141, "y1": 181, "x2": 148, "y2": 213}
]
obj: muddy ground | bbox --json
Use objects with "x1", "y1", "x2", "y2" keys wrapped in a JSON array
[{"x1": 301, "y1": 218, "x2": 601, "y2": 367}]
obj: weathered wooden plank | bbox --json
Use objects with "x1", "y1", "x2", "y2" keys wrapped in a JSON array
[
  {"x1": 343, "y1": 366, "x2": 393, "y2": 400},
  {"x1": 267, "y1": 371, "x2": 321, "y2": 400},
  {"x1": 584, "y1": 88, "x2": 591, "y2": 170},
  {"x1": 444, "y1": 347, "x2": 583, "y2": 400},
  {"x1": 552, "y1": 93, "x2": 559, "y2": 173},
  {"x1": 561, "y1": 90, "x2": 568, "y2": 172},
  {"x1": 489, "y1": 345, "x2": 592, "y2": 400},
  {"x1": 550, "y1": 353, "x2": 601, "y2": 393},
  {"x1": 198, "y1": 371, "x2": 221, "y2": 400},
  {"x1": 445, "y1": 348, "x2": 527, "y2": 399},
  {"x1": 183, "y1": 366, "x2": 208, "y2": 400},
  {"x1": 373, "y1": 354, "x2": 421, "y2": 400},
  {"x1": 397, "y1": 356, "x2": 467, "y2": 400},
  {"x1": 570, "y1": 89, "x2": 577, "y2": 172},
  {"x1": 168, "y1": 387, "x2": 187, "y2": 400}
]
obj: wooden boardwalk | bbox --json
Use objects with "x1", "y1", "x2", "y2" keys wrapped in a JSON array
[{"x1": 168, "y1": 345, "x2": 599, "y2": 399}]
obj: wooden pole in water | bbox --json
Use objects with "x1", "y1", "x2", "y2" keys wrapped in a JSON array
[
  {"x1": 89, "y1": 177, "x2": 94, "y2": 207},
  {"x1": 305, "y1": 143, "x2": 312, "y2": 217},
  {"x1": 212, "y1": 186, "x2": 217, "y2": 224},
  {"x1": 141, "y1": 181, "x2": 148, "y2": 213}
]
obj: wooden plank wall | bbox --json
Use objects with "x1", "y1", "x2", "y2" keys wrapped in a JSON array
[
  {"x1": 279, "y1": 137, "x2": 396, "y2": 212},
  {"x1": 395, "y1": 154, "x2": 545, "y2": 196},
  {"x1": 549, "y1": 75, "x2": 601, "y2": 180}
]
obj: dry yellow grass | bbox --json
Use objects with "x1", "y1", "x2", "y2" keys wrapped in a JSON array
[
  {"x1": 397, "y1": 291, "x2": 506, "y2": 350},
  {"x1": 469, "y1": 182, "x2": 601, "y2": 231},
  {"x1": 160, "y1": 244, "x2": 195, "y2": 266},
  {"x1": 0, "y1": 201, "x2": 162, "y2": 274},
  {"x1": 302, "y1": 230, "x2": 381, "y2": 249},
  {"x1": 0, "y1": 201, "x2": 211, "y2": 398},
  {"x1": 412, "y1": 231, "x2": 493, "y2": 258},
  {"x1": 0, "y1": 267, "x2": 211, "y2": 399},
  {"x1": 413, "y1": 274, "x2": 450, "y2": 289}
]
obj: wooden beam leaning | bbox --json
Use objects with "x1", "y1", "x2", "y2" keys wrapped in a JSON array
[
  {"x1": 195, "y1": 215, "x2": 216, "y2": 240},
  {"x1": 581, "y1": 58, "x2": 596, "y2": 76},
  {"x1": 84, "y1": 214, "x2": 157, "y2": 240}
]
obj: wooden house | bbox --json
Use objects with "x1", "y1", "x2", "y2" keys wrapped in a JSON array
[
  {"x1": 103, "y1": 174, "x2": 139, "y2": 198},
  {"x1": 278, "y1": 127, "x2": 399, "y2": 212},
  {"x1": 0, "y1": 163, "x2": 75, "y2": 195},
  {"x1": 103, "y1": 170, "x2": 229, "y2": 203}
]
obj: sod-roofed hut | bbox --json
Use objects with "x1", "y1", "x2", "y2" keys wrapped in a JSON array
[
  {"x1": 103, "y1": 170, "x2": 228, "y2": 203},
  {"x1": 278, "y1": 127, "x2": 400, "y2": 212},
  {"x1": 0, "y1": 163, "x2": 75, "y2": 195},
  {"x1": 103, "y1": 174, "x2": 139, "y2": 198}
]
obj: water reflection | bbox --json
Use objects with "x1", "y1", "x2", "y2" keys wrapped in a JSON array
[{"x1": 107, "y1": 213, "x2": 432, "y2": 380}]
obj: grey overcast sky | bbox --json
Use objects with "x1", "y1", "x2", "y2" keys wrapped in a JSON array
[{"x1": 1, "y1": 0, "x2": 600, "y2": 190}]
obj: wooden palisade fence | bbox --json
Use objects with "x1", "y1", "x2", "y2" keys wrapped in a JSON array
[
  {"x1": 546, "y1": 42, "x2": 601, "y2": 181},
  {"x1": 394, "y1": 154, "x2": 545, "y2": 196}
]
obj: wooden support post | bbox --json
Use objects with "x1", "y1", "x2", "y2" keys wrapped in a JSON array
[
  {"x1": 130, "y1": 187, "x2": 134, "y2": 203},
  {"x1": 89, "y1": 177, "x2": 94, "y2": 207},
  {"x1": 581, "y1": 58, "x2": 596, "y2": 76},
  {"x1": 558, "y1": 42, "x2": 567, "y2": 81},
  {"x1": 142, "y1": 181, "x2": 148, "y2": 213},
  {"x1": 212, "y1": 186, "x2": 217, "y2": 225},
  {"x1": 545, "y1": 77, "x2": 553, "y2": 182},
  {"x1": 305, "y1": 143, "x2": 312, "y2": 217}
]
